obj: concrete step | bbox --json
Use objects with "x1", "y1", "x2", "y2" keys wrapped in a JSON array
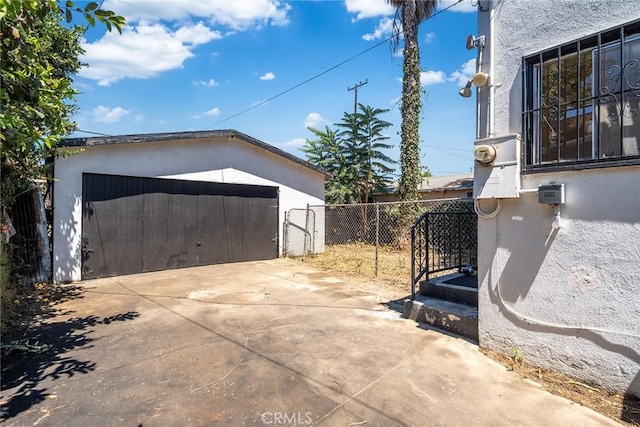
[
  {"x1": 403, "y1": 295, "x2": 478, "y2": 341},
  {"x1": 419, "y1": 279, "x2": 478, "y2": 307}
]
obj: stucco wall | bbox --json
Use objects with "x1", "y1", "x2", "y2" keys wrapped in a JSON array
[
  {"x1": 53, "y1": 136, "x2": 325, "y2": 283},
  {"x1": 476, "y1": 0, "x2": 640, "y2": 396}
]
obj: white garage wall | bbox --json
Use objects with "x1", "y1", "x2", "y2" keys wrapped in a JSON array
[{"x1": 53, "y1": 136, "x2": 325, "y2": 283}]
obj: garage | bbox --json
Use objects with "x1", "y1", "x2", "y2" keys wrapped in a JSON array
[
  {"x1": 81, "y1": 173, "x2": 278, "y2": 279},
  {"x1": 53, "y1": 130, "x2": 326, "y2": 283}
]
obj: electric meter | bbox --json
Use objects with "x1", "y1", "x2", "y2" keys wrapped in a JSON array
[{"x1": 474, "y1": 144, "x2": 497, "y2": 164}]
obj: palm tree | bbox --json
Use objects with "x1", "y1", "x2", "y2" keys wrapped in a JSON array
[{"x1": 388, "y1": 0, "x2": 437, "y2": 202}]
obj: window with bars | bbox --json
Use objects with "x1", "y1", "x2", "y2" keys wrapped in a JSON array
[{"x1": 522, "y1": 20, "x2": 640, "y2": 168}]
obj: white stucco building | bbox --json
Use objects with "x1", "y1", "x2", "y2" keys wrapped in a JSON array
[
  {"x1": 473, "y1": 1, "x2": 639, "y2": 397},
  {"x1": 53, "y1": 130, "x2": 326, "y2": 283}
]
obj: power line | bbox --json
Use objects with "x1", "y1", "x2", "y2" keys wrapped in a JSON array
[
  {"x1": 422, "y1": 144, "x2": 473, "y2": 152},
  {"x1": 116, "y1": 0, "x2": 154, "y2": 15},
  {"x1": 75, "y1": 129, "x2": 113, "y2": 137},
  {"x1": 77, "y1": 0, "x2": 465, "y2": 135},
  {"x1": 426, "y1": 147, "x2": 473, "y2": 161},
  {"x1": 204, "y1": 38, "x2": 391, "y2": 128},
  {"x1": 204, "y1": 0, "x2": 465, "y2": 129}
]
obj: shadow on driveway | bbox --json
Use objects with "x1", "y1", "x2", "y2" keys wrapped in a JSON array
[{"x1": 1, "y1": 311, "x2": 139, "y2": 420}]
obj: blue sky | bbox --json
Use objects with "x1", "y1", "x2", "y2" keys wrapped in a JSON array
[{"x1": 72, "y1": 0, "x2": 479, "y2": 176}]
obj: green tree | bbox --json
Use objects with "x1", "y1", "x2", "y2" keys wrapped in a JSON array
[
  {"x1": 303, "y1": 126, "x2": 357, "y2": 204},
  {"x1": 335, "y1": 104, "x2": 395, "y2": 203},
  {"x1": 0, "y1": 0, "x2": 125, "y2": 203},
  {"x1": 388, "y1": 0, "x2": 437, "y2": 202},
  {"x1": 0, "y1": 0, "x2": 125, "y2": 332},
  {"x1": 303, "y1": 104, "x2": 395, "y2": 204}
]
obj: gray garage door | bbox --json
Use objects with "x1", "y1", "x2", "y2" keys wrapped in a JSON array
[{"x1": 81, "y1": 173, "x2": 278, "y2": 280}]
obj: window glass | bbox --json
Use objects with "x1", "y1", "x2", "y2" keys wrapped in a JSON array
[
  {"x1": 623, "y1": 36, "x2": 640, "y2": 156},
  {"x1": 523, "y1": 21, "x2": 640, "y2": 167}
]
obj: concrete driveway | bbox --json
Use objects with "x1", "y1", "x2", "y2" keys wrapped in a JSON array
[{"x1": 1, "y1": 259, "x2": 619, "y2": 426}]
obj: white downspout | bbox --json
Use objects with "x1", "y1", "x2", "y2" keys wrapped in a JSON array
[{"x1": 488, "y1": 1, "x2": 496, "y2": 137}]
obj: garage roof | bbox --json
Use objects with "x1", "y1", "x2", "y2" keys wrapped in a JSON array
[
  {"x1": 375, "y1": 173, "x2": 474, "y2": 195},
  {"x1": 61, "y1": 129, "x2": 329, "y2": 176}
]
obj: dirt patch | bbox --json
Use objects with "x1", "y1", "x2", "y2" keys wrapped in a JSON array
[
  {"x1": 480, "y1": 348, "x2": 640, "y2": 426},
  {"x1": 1, "y1": 282, "x2": 84, "y2": 357},
  {"x1": 295, "y1": 253, "x2": 411, "y2": 302},
  {"x1": 301, "y1": 243, "x2": 410, "y2": 284},
  {"x1": 299, "y1": 243, "x2": 454, "y2": 294},
  {"x1": 1, "y1": 282, "x2": 84, "y2": 335}
]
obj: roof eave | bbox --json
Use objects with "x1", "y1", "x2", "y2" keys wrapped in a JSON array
[{"x1": 59, "y1": 130, "x2": 329, "y2": 177}]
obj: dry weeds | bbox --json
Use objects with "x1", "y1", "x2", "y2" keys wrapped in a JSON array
[
  {"x1": 303, "y1": 243, "x2": 410, "y2": 283},
  {"x1": 481, "y1": 348, "x2": 640, "y2": 426},
  {"x1": 301, "y1": 243, "x2": 452, "y2": 290}
]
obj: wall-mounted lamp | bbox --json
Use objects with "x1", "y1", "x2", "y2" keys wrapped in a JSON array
[
  {"x1": 466, "y1": 34, "x2": 485, "y2": 50},
  {"x1": 459, "y1": 80, "x2": 473, "y2": 98},
  {"x1": 457, "y1": 33, "x2": 489, "y2": 98},
  {"x1": 472, "y1": 72, "x2": 489, "y2": 87}
]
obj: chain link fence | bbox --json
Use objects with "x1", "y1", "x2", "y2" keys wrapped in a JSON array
[
  {"x1": 4, "y1": 188, "x2": 51, "y2": 286},
  {"x1": 284, "y1": 199, "x2": 475, "y2": 287}
]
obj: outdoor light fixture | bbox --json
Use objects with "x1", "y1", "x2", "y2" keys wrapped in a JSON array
[
  {"x1": 457, "y1": 33, "x2": 490, "y2": 97},
  {"x1": 472, "y1": 71, "x2": 489, "y2": 87},
  {"x1": 466, "y1": 34, "x2": 485, "y2": 50},
  {"x1": 459, "y1": 80, "x2": 473, "y2": 98}
]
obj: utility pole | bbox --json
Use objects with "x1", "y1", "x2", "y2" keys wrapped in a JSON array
[{"x1": 347, "y1": 80, "x2": 368, "y2": 113}]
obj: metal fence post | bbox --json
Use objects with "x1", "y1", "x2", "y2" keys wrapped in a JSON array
[
  {"x1": 283, "y1": 214, "x2": 288, "y2": 257},
  {"x1": 410, "y1": 222, "x2": 416, "y2": 300},
  {"x1": 459, "y1": 213, "x2": 464, "y2": 271},
  {"x1": 304, "y1": 204, "x2": 310, "y2": 259},
  {"x1": 375, "y1": 202, "x2": 379, "y2": 278}
]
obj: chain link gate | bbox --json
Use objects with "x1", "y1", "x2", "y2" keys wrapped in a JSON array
[
  {"x1": 284, "y1": 199, "x2": 476, "y2": 287},
  {"x1": 283, "y1": 208, "x2": 316, "y2": 257}
]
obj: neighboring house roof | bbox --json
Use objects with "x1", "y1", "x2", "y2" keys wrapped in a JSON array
[
  {"x1": 376, "y1": 173, "x2": 474, "y2": 195},
  {"x1": 60, "y1": 129, "x2": 329, "y2": 176}
]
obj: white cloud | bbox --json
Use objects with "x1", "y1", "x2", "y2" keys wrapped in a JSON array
[
  {"x1": 448, "y1": 58, "x2": 476, "y2": 86},
  {"x1": 345, "y1": 0, "x2": 394, "y2": 20},
  {"x1": 81, "y1": 1, "x2": 292, "y2": 86},
  {"x1": 79, "y1": 22, "x2": 222, "y2": 86},
  {"x1": 134, "y1": 114, "x2": 145, "y2": 122},
  {"x1": 203, "y1": 107, "x2": 220, "y2": 117},
  {"x1": 260, "y1": 72, "x2": 276, "y2": 81},
  {"x1": 251, "y1": 100, "x2": 268, "y2": 107},
  {"x1": 396, "y1": 60, "x2": 476, "y2": 87},
  {"x1": 424, "y1": 32, "x2": 435, "y2": 43},
  {"x1": 304, "y1": 112, "x2": 327, "y2": 128},
  {"x1": 175, "y1": 22, "x2": 223, "y2": 44},
  {"x1": 74, "y1": 81, "x2": 94, "y2": 91},
  {"x1": 278, "y1": 138, "x2": 306, "y2": 148},
  {"x1": 103, "y1": 0, "x2": 291, "y2": 29},
  {"x1": 193, "y1": 79, "x2": 219, "y2": 87},
  {"x1": 439, "y1": 0, "x2": 476, "y2": 13},
  {"x1": 362, "y1": 17, "x2": 394, "y2": 41},
  {"x1": 420, "y1": 70, "x2": 446, "y2": 86},
  {"x1": 92, "y1": 105, "x2": 130, "y2": 123}
]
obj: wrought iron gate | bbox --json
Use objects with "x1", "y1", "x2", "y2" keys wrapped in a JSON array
[{"x1": 411, "y1": 209, "x2": 478, "y2": 299}]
